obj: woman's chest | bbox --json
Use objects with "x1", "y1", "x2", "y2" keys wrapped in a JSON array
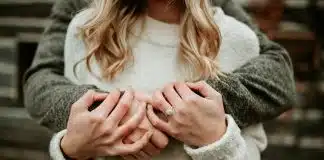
[
  {"x1": 79, "y1": 43, "x2": 185, "y2": 93},
  {"x1": 73, "y1": 31, "x2": 259, "y2": 94}
]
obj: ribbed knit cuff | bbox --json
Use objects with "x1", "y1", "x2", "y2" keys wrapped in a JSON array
[
  {"x1": 49, "y1": 129, "x2": 68, "y2": 160},
  {"x1": 184, "y1": 115, "x2": 247, "y2": 160}
]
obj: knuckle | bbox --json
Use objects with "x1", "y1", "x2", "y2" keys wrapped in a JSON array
[
  {"x1": 106, "y1": 149, "x2": 116, "y2": 156},
  {"x1": 154, "y1": 99, "x2": 164, "y2": 107},
  {"x1": 120, "y1": 102, "x2": 130, "y2": 110},
  {"x1": 165, "y1": 83, "x2": 173, "y2": 90},
  {"x1": 103, "y1": 125, "x2": 114, "y2": 134},
  {"x1": 151, "y1": 119, "x2": 159, "y2": 127},
  {"x1": 84, "y1": 90, "x2": 95, "y2": 99},
  {"x1": 171, "y1": 129, "x2": 180, "y2": 137},
  {"x1": 198, "y1": 81, "x2": 207, "y2": 86},
  {"x1": 173, "y1": 116, "x2": 184, "y2": 125},
  {"x1": 162, "y1": 86, "x2": 167, "y2": 93},
  {"x1": 111, "y1": 93, "x2": 120, "y2": 101},
  {"x1": 174, "y1": 82, "x2": 182, "y2": 89},
  {"x1": 126, "y1": 123, "x2": 137, "y2": 132},
  {"x1": 184, "y1": 97, "x2": 197, "y2": 105},
  {"x1": 87, "y1": 90, "x2": 95, "y2": 95},
  {"x1": 90, "y1": 114, "x2": 105, "y2": 123},
  {"x1": 174, "y1": 81, "x2": 182, "y2": 86},
  {"x1": 103, "y1": 138, "x2": 114, "y2": 145},
  {"x1": 177, "y1": 107, "x2": 187, "y2": 115}
]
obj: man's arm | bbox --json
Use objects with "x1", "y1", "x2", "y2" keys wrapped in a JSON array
[
  {"x1": 207, "y1": 0, "x2": 296, "y2": 127},
  {"x1": 23, "y1": 0, "x2": 93, "y2": 132}
]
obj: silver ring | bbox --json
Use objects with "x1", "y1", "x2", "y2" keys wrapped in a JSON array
[{"x1": 165, "y1": 107, "x2": 176, "y2": 116}]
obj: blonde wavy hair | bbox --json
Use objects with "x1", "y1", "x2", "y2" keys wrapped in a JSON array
[{"x1": 77, "y1": 0, "x2": 222, "y2": 81}]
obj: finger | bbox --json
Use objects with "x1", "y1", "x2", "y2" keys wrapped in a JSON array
[
  {"x1": 122, "y1": 155, "x2": 137, "y2": 160},
  {"x1": 72, "y1": 90, "x2": 108, "y2": 112},
  {"x1": 174, "y1": 82, "x2": 197, "y2": 100},
  {"x1": 151, "y1": 129, "x2": 169, "y2": 149},
  {"x1": 162, "y1": 83, "x2": 182, "y2": 106},
  {"x1": 147, "y1": 105, "x2": 173, "y2": 136},
  {"x1": 112, "y1": 102, "x2": 147, "y2": 141},
  {"x1": 152, "y1": 91, "x2": 172, "y2": 114},
  {"x1": 142, "y1": 142, "x2": 160, "y2": 156},
  {"x1": 101, "y1": 104, "x2": 146, "y2": 145},
  {"x1": 135, "y1": 92, "x2": 152, "y2": 103},
  {"x1": 123, "y1": 136, "x2": 134, "y2": 144},
  {"x1": 124, "y1": 130, "x2": 160, "y2": 156},
  {"x1": 108, "y1": 90, "x2": 134, "y2": 125},
  {"x1": 186, "y1": 81, "x2": 212, "y2": 98},
  {"x1": 124, "y1": 128, "x2": 148, "y2": 144},
  {"x1": 92, "y1": 90, "x2": 121, "y2": 117},
  {"x1": 93, "y1": 92, "x2": 110, "y2": 101},
  {"x1": 118, "y1": 131, "x2": 153, "y2": 155}
]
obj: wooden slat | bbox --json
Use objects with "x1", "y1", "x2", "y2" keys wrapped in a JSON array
[
  {"x1": 0, "y1": 0, "x2": 55, "y2": 4},
  {"x1": 0, "y1": 116, "x2": 52, "y2": 151},
  {"x1": 0, "y1": 146, "x2": 50, "y2": 160},
  {"x1": 0, "y1": 3, "x2": 52, "y2": 18}
]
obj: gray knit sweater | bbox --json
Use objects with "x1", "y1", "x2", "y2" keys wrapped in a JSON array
[{"x1": 23, "y1": 0, "x2": 296, "y2": 132}]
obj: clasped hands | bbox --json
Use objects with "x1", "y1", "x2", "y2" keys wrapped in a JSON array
[{"x1": 61, "y1": 81, "x2": 227, "y2": 160}]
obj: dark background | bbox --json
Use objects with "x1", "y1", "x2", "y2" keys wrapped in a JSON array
[{"x1": 0, "y1": 0, "x2": 323, "y2": 159}]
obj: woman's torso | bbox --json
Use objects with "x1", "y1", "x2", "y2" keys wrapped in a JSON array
[{"x1": 64, "y1": 7, "x2": 266, "y2": 160}]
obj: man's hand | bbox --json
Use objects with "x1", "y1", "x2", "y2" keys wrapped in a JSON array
[{"x1": 61, "y1": 90, "x2": 152, "y2": 159}]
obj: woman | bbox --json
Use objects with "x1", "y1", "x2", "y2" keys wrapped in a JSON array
[{"x1": 50, "y1": 0, "x2": 268, "y2": 159}]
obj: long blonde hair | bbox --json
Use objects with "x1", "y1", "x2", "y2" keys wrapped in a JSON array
[{"x1": 78, "y1": 0, "x2": 222, "y2": 81}]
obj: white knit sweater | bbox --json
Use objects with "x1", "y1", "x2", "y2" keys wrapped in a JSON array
[{"x1": 50, "y1": 7, "x2": 267, "y2": 160}]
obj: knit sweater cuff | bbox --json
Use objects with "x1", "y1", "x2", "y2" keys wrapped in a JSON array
[
  {"x1": 49, "y1": 129, "x2": 68, "y2": 160},
  {"x1": 184, "y1": 115, "x2": 247, "y2": 160}
]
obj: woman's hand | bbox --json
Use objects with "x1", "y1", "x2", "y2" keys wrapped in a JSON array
[
  {"x1": 121, "y1": 92, "x2": 169, "y2": 160},
  {"x1": 60, "y1": 90, "x2": 152, "y2": 159},
  {"x1": 147, "y1": 81, "x2": 227, "y2": 147},
  {"x1": 122, "y1": 120, "x2": 169, "y2": 160}
]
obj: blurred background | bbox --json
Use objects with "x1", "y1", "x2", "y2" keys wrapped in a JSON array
[{"x1": 0, "y1": 0, "x2": 323, "y2": 159}]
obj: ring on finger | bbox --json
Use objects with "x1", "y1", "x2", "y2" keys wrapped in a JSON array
[{"x1": 165, "y1": 107, "x2": 176, "y2": 116}]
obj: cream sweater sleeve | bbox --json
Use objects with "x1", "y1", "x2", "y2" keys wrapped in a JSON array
[
  {"x1": 49, "y1": 131, "x2": 113, "y2": 160},
  {"x1": 49, "y1": 130, "x2": 68, "y2": 160},
  {"x1": 184, "y1": 115, "x2": 266, "y2": 160}
]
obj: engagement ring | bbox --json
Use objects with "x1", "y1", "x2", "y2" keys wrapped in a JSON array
[{"x1": 165, "y1": 107, "x2": 176, "y2": 116}]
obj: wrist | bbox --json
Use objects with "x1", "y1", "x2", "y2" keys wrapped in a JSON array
[
  {"x1": 60, "y1": 135, "x2": 84, "y2": 160},
  {"x1": 198, "y1": 117, "x2": 227, "y2": 147},
  {"x1": 184, "y1": 115, "x2": 244, "y2": 160}
]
